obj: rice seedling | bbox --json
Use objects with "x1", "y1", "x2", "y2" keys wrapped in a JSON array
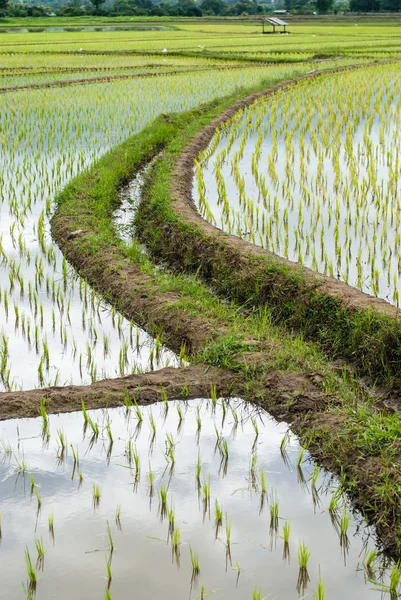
[
  {"x1": 134, "y1": 403, "x2": 143, "y2": 423},
  {"x1": 339, "y1": 507, "x2": 350, "y2": 538},
  {"x1": 172, "y1": 526, "x2": 181, "y2": 550},
  {"x1": 176, "y1": 404, "x2": 184, "y2": 425},
  {"x1": 15, "y1": 455, "x2": 28, "y2": 475},
  {"x1": 29, "y1": 474, "x2": 35, "y2": 495},
  {"x1": 149, "y1": 413, "x2": 157, "y2": 438},
  {"x1": 215, "y1": 499, "x2": 223, "y2": 536},
  {"x1": 269, "y1": 498, "x2": 279, "y2": 534},
  {"x1": 190, "y1": 546, "x2": 200, "y2": 577},
  {"x1": 311, "y1": 464, "x2": 321, "y2": 488},
  {"x1": 280, "y1": 431, "x2": 290, "y2": 451},
  {"x1": 93, "y1": 484, "x2": 101, "y2": 507},
  {"x1": 282, "y1": 520, "x2": 291, "y2": 562},
  {"x1": 148, "y1": 462, "x2": 154, "y2": 496},
  {"x1": 1, "y1": 440, "x2": 12, "y2": 457},
  {"x1": 132, "y1": 446, "x2": 140, "y2": 479},
  {"x1": 249, "y1": 453, "x2": 258, "y2": 490},
  {"x1": 70, "y1": 444, "x2": 79, "y2": 478},
  {"x1": 35, "y1": 537, "x2": 45, "y2": 568},
  {"x1": 218, "y1": 438, "x2": 229, "y2": 475},
  {"x1": 314, "y1": 573, "x2": 326, "y2": 600},
  {"x1": 89, "y1": 418, "x2": 99, "y2": 440},
  {"x1": 297, "y1": 541, "x2": 311, "y2": 595},
  {"x1": 252, "y1": 588, "x2": 262, "y2": 600},
  {"x1": 196, "y1": 452, "x2": 202, "y2": 484},
  {"x1": 106, "y1": 521, "x2": 114, "y2": 552},
  {"x1": 159, "y1": 485, "x2": 168, "y2": 517},
  {"x1": 259, "y1": 469, "x2": 267, "y2": 496},
  {"x1": 35, "y1": 490, "x2": 42, "y2": 510},
  {"x1": 24, "y1": 548, "x2": 37, "y2": 591},
  {"x1": 165, "y1": 432, "x2": 175, "y2": 465},
  {"x1": 40, "y1": 398, "x2": 50, "y2": 439},
  {"x1": 82, "y1": 399, "x2": 89, "y2": 424},
  {"x1": 235, "y1": 560, "x2": 241, "y2": 584},
  {"x1": 105, "y1": 587, "x2": 112, "y2": 600},
  {"x1": 298, "y1": 541, "x2": 311, "y2": 570},
  {"x1": 297, "y1": 447, "x2": 305, "y2": 467},
  {"x1": 106, "y1": 421, "x2": 113, "y2": 445},
  {"x1": 210, "y1": 384, "x2": 217, "y2": 408},
  {"x1": 364, "y1": 548, "x2": 378, "y2": 576},
  {"x1": 371, "y1": 560, "x2": 401, "y2": 599},
  {"x1": 48, "y1": 510, "x2": 54, "y2": 537},
  {"x1": 196, "y1": 406, "x2": 202, "y2": 430},
  {"x1": 225, "y1": 513, "x2": 232, "y2": 548},
  {"x1": 202, "y1": 475, "x2": 211, "y2": 515},
  {"x1": 168, "y1": 507, "x2": 175, "y2": 536},
  {"x1": 105, "y1": 555, "x2": 112, "y2": 584},
  {"x1": 329, "y1": 487, "x2": 342, "y2": 513},
  {"x1": 172, "y1": 526, "x2": 181, "y2": 566},
  {"x1": 115, "y1": 505, "x2": 121, "y2": 525}
]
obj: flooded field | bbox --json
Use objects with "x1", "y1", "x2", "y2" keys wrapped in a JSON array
[
  {"x1": 194, "y1": 64, "x2": 401, "y2": 306},
  {"x1": 0, "y1": 60, "x2": 292, "y2": 391},
  {"x1": 0, "y1": 398, "x2": 394, "y2": 599}
]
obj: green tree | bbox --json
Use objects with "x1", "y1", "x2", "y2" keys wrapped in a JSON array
[
  {"x1": 349, "y1": 0, "x2": 379, "y2": 10},
  {"x1": 315, "y1": 0, "x2": 333, "y2": 11},
  {"x1": 200, "y1": 0, "x2": 226, "y2": 13},
  {"x1": 380, "y1": 0, "x2": 401, "y2": 10},
  {"x1": 0, "y1": 0, "x2": 9, "y2": 10},
  {"x1": 90, "y1": 0, "x2": 106, "y2": 13}
]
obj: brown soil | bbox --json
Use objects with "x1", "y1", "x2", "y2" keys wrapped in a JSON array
[
  {"x1": 50, "y1": 226, "x2": 225, "y2": 356},
  {"x1": 170, "y1": 62, "x2": 400, "y2": 318},
  {"x1": 0, "y1": 365, "x2": 238, "y2": 421}
]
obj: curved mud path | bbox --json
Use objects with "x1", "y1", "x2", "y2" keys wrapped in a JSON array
[
  {"x1": 170, "y1": 63, "x2": 400, "y2": 319},
  {"x1": 133, "y1": 60, "x2": 401, "y2": 390},
  {"x1": 0, "y1": 365, "x2": 237, "y2": 421}
]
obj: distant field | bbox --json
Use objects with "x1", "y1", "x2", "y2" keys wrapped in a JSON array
[{"x1": 1, "y1": 20, "x2": 401, "y2": 57}]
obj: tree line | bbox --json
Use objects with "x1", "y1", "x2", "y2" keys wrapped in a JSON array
[{"x1": 0, "y1": 0, "x2": 400, "y2": 20}]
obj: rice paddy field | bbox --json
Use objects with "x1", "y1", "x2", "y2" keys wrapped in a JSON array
[
  {"x1": 194, "y1": 63, "x2": 401, "y2": 304},
  {"x1": 2, "y1": 16, "x2": 401, "y2": 599}
]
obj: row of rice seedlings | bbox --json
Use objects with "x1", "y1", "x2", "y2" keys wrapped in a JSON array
[
  {"x1": 7, "y1": 395, "x2": 389, "y2": 599},
  {"x1": 195, "y1": 64, "x2": 401, "y2": 305},
  {"x1": 0, "y1": 56, "x2": 301, "y2": 390}
]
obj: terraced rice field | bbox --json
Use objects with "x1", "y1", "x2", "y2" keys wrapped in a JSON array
[
  {"x1": 2, "y1": 18, "x2": 401, "y2": 600},
  {"x1": 194, "y1": 63, "x2": 401, "y2": 304},
  {"x1": 0, "y1": 48, "x2": 303, "y2": 391}
]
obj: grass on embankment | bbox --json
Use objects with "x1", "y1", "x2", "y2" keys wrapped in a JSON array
[
  {"x1": 52, "y1": 72, "x2": 401, "y2": 558},
  {"x1": 135, "y1": 67, "x2": 401, "y2": 395}
]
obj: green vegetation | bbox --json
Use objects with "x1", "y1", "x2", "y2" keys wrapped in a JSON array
[
  {"x1": 3, "y1": 18, "x2": 401, "y2": 599},
  {"x1": 50, "y1": 55, "x2": 401, "y2": 557}
]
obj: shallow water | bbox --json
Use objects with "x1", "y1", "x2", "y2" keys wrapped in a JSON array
[
  {"x1": 113, "y1": 159, "x2": 156, "y2": 245},
  {"x1": 194, "y1": 65, "x2": 401, "y2": 306},
  {"x1": 0, "y1": 398, "x2": 393, "y2": 599},
  {"x1": 0, "y1": 61, "x2": 297, "y2": 391}
]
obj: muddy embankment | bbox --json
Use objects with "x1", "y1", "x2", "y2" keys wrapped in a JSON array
[{"x1": 136, "y1": 62, "x2": 401, "y2": 392}]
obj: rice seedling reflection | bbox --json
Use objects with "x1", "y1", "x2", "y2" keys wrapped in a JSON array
[
  {"x1": 282, "y1": 520, "x2": 290, "y2": 563},
  {"x1": 0, "y1": 396, "x2": 392, "y2": 598},
  {"x1": 297, "y1": 541, "x2": 311, "y2": 595},
  {"x1": 24, "y1": 548, "x2": 37, "y2": 594}
]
